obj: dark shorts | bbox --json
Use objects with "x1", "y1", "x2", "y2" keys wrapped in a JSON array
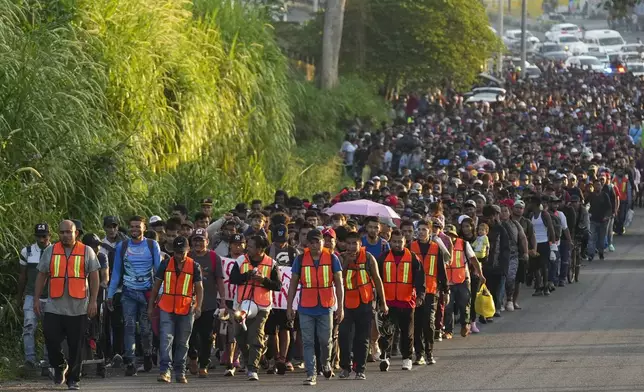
[{"x1": 264, "y1": 309, "x2": 291, "y2": 335}]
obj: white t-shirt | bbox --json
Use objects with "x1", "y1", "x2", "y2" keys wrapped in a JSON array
[
  {"x1": 554, "y1": 211, "x2": 568, "y2": 246},
  {"x1": 340, "y1": 141, "x2": 357, "y2": 166}
]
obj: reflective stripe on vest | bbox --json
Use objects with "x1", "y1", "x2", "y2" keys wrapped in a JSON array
[
  {"x1": 446, "y1": 238, "x2": 467, "y2": 284},
  {"x1": 49, "y1": 242, "x2": 87, "y2": 299},
  {"x1": 382, "y1": 249, "x2": 414, "y2": 302},
  {"x1": 158, "y1": 257, "x2": 195, "y2": 315},
  {"x1": 238, "y1": 255, "x2": 273, "y2": 307},
  {"x1": 344, "y1": 247, "x2": 374, "y2": 309},
  {"x1": 410, "y1": 241, "x2": 439, "y2": 294},
  {"x1": 299, "y1": 249, "x2": 336, "y2": 308}
]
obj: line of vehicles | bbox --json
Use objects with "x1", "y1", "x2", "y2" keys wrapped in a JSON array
[{"x1": 498, "y1": 21, "x2": 644, "y2": 77}]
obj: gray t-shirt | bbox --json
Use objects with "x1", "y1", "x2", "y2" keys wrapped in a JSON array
[
  {"x1": 37, "y1": 243, "x2": 100, "y2": 316},
  {"x1": 189, "y1": 250, "x2": 223, "y2": 311}
]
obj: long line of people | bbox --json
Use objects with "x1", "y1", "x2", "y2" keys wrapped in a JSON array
[{"x1": 16, "y1": 65, "x2": 642, "y2": 389}]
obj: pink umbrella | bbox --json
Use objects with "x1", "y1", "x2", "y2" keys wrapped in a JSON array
[{"x1": 325, "y1": 199, "x2": 401, "y2": 219}]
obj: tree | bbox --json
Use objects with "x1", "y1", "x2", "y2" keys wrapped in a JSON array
[{"x1": 320, "y1": 0, "x2": 347, "y2": 89}]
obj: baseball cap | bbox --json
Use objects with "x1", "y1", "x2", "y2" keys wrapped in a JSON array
[
  {"x1": 235, "y1": 203, "x2": 248, "y2": 213},
  {"x1": 149, "y1": 215, "x2": 164, "y2": 225},
  {"x1": 272, "y1": 224, "x2": 288, "y2": 243},
  {"x1": 445, "y1": 224, "x2": 458, "y2": 237},
  {"x1": 34, "y1": 223, "x2": 50, "y2": 236},
  {"x1": 464, "y1": 200, "x2": 477, "y2": 208},
  {"x1": 322, "y1": 228, "x2": 337, "y2": 239},
  {"x1": 230, "y1": 233, "x2": 245, "y2": 243},
  {"x1": 182, "y1": 220, "x2": 194, "y2": 229},
  {"x1": 82, "y1": 233, "x2": 101, "y2": 247},
  {"x1": 514, "y1": 200, "x2": 526, "y2": 208},
  {"x1": 172, "y1": 236, "x2": 190, "y2": 251},
  {"x1": 71, "y1": 219, "x2": 83, "y2": 232},
  {"x1": 103, "y1": 216, "x2": 119, "y2": 227},
  {"x1": 307, "y1": 229, "x2": 323, "y2": 242},
  {"x1": 192, "y1": 228, "x2": 208, "y2": 239},
  {"x1": 201, "y1": 198, "x2": 213, "y2": 206}
]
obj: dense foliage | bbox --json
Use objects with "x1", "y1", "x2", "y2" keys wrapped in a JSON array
[{"x1": 0, "y1": 0, "x2": 387, "y2": 352}]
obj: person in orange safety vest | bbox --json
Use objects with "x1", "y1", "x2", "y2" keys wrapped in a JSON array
[
  {"x1": 286, "y1": 229, "x2": 344, "y2": 386},
  {"x1": 377, "y1": 229, "x2": 425, "y2": 372},
  {"x1": 338, "y1": 231, "x2": 387, "y2": 380},
  {"x1": 443, "y1": 224, "x2": 484, "y2": 340},
  {"x1": 409, "y1": 219, "x2": 448, "y2": 366},
  {"x1": 148, "y1": 236, "x2": 204, "y2": 384},
  {"x1": 33, "y1": 220, "x2": 101, "y2": 390},
  {"x1": 228, "y1": 235, "x2": 282, "y2": 381}
]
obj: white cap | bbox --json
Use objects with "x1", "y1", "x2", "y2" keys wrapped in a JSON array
[
  {"x1": 544, "y1": 126, "x2": 551, "y2": 133},
  {"x1": 150, "y1": 215, "x2": 163, "y2": 224},
  {"x1": 570, "y1": 148, "x2": 579, "y2": 154}
]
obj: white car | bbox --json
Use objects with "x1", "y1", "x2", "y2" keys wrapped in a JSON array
[
  {"x1": 582, "y1": 51, "x2": 610, "y2": 65},
  {"x1": 621, "y1": 43, "x2": 644, "y2": 53},
  {"x1": 552, "y1": 34, "x2": 588, "y2": 55},
  {"x1": 627, "y1": 62, "x2": 644, "y2": 76},
  {"x1": 565, "y1": 55, "x2": 605, "y2": 71},
  {"x1": 503, "y1": 29, "x2": 540, "y2": 45},
  {"x1": 619, "y1": 51, "x2": 644, "y2": 63},
  {"x1": 545, "y1": 23, "x2": 582, "y2": 41}
]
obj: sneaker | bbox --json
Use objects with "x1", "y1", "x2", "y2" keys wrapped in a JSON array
[
  {"x1": 426, "y1": 352, "x2": 436, "y2": 364},
  {"x1": 111, "y1": 354, "x2": 123, "y2": 369},
  {"x1": 67, "y1": 381, "x2": 80, "y2": 390},
  {"x1": 143, "y1": 355, "x2": 153, "y2": 372},
  {"x1": 401, "y1": 359, "x2": 412, "y2": 371},
  {"x1": 224, "y1": 367, "x2": 236, "y2": 377},
  {"x1": 355, "y1": 372, "x2": 366, "y2": 380},
  {"x1": 247, "y1": 371, "x2": 259, "y2": 381},
  {"x1": 478, "y1": 316, "x2": 488, "y2": 324},
  {"x1": 379, "y1": 359, "x2": 390, "y2": 372},
  {"x1": 609, "y1": 244, "x2": 615, "y2": 252},
  {"x1": 470, "y1": 321, "x2": 480, "y2": 333},
  {"x1": 339, "y1": 369, "x2": 351, "y2": 379},
  {"x1": 322, "y1": 364, "x2": 333, "y2": 379},
  {"x1": 505, "y1": 302, "x2": 515, "y2": 312},
  {"x1": 175, "y1": 375, "x2": 188, "y2": 383},
  {"x1": 157, "y1": 372, "x2": 171, "y2": 383},
  {"x1": 513, "y1": 302, "x2": 522, "y2": 310},
  {"x1": 493, "y1": 311, "x2": 501, "y2": 318},
  {"x1": 544, "y1": 288, "x2": 551, "y2": 296},
  {"x1": 54, "y1": 363, "x2": 69, "y2": 385},
  {"x1": 444, "y1": 332, "x2": 453, "y2": 340},
  {"x1": 199, "y1": 368, "x2": 208, "y2": 378},
  {"x1": 285, "y1": 361, "x2": 294, "y2": 372},
  {"x1": 125, "y1": 363, "x2": 137, "y2": 376},
  {"x1": 434, "y1": 330, "x2": 443, "y2": 342},
  {"x1": 276, "y1": 361, "x2": 287, "y2": 375},
  {"x1": 189, "y1": 358, "x2": 198, "y2": 375},
  {"x1": 532, "y1": 289, "x2": 543, "y2": 297},
  {"x1": 460, "y1": 324, "x2": 471, "y2": 337},
  {"x1": 558, "y1": 281, "x2": 566, "y2": 287},
  {"x1": 303, "y1": 375, "x2": 317, "y2": 386},
  {"x1": 599, "y1": 253, "x2": 605, "y2": 260},
  {"x1": 413, "y1": 356, "x2": 426, "y2": 366}
]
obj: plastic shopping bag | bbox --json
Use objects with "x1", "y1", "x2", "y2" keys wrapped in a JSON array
[
  {"x1": 625, "y1": 209, "x2": 635, "y2": 228},
  {"x1": 474, "y1": 284, "x2": 496, "y2": 319}
]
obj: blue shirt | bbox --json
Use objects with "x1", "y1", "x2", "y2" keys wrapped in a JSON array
[
  {"x1": 291, "y1": 252, "x2": 342, "y2": 316},
  {"x1": 108, "y1": 239, "x2": 162, "y2": 298},
  {"x1": 361, "y1": 236, "x2": 390, "y2": 260}
]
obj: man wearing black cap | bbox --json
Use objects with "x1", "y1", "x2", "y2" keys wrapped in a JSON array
[
  {"x1": 200, "y1": 198, "x2": 213, "y2": 218},
  {"x1": 148, "y1": 236, "x2": 203, "y2": 384},
  {"x1": 187, "y1": 229, "x2": 226, "y2": 378},
  {"x1": 265, "y1": 224, "x2": 298, "y2": 374},
  {"x1": 17, "y1": 223, "x2": 52, "y2": 370}
]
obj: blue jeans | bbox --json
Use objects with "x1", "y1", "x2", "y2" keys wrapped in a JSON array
[
  {"x1": 558, "y1": 241, "x2": 571, "y2": 283},
  {"x1": 23, "y1": 295, "x2": 48, "y2": 364},
  {"x1": 299, "y1": 312, "x2": 332, "y2": 377},
  {"x1": 159, "y1": 310, "x2": 194, "y2": 376},
  {"x1": 588, "y1": 220, "x2": 608, "y2": 258},
  {"x1": 122, "y1": 286, "x2": 152, "y2": 364},
  {"x1": 495, "y1": 276, "x2": 506, "y2": 312}
]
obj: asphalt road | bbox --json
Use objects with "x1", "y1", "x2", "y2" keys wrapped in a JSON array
[{"x1": 4, "y1": 213, "x2": 644, "y2": 392}]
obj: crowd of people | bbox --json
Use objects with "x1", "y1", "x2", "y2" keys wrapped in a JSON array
[{"x1": 15, "y1": 64, "x2": 643, "y2": 390}]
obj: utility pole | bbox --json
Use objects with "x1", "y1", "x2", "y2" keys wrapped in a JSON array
[
  {"x1": 520, "y1": 0, "x2": 527, "y2": 78},
  {"x1": 497, "y1": 0, "x2": 504, "y2": 75},
  {"x1": 313, "y1": 0, "x2": 319, "y2": 13}
]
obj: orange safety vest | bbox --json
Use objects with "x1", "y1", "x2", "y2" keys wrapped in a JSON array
[
  {"x1": 300, "y1": 248, "x2": 336, "y2": 308},
  {"x1": 446, "y1": 238, "x2": 467, "y2": 284},
  {"x1": 382, "y1": 249, "x2": 414, "y2": 302},
  {"x1": 49, "y1": 242, "x2": 87, "y2": 299},
  {"x1": 409, "y1": 240, "x2": 439, "y2": 294},
  {"x1": 238, "y1": 254, "x2": 273, "y2": 307},
  {"x1": 344, "y1": 247, "x2": 374, "y2": 309},
  {"x1": 158, "y1": 257, "x2": 195, "y2": 315},
  {"x1": 612, "y1": 176, "x2": 628, "y2": 201}
]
